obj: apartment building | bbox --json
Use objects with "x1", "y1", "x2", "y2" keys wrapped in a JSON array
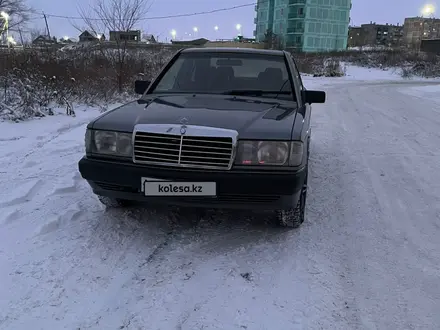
[
  {"x1": 348, "y1": 22, "x2": 403, "y2": 48},
  {"x1": 403, "y1": 17, "x2": 440, "y2": 49},
  {"x1": 254, "y1": 0, "x2": 351, "y2": 52},
  {"x1": 347, "y1": 26, "x2": 362, "y2": 47}
]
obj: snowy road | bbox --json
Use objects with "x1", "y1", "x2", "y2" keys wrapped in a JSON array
[{"x1": 1, "y1": 77, "x2": 440, "y2": 329}]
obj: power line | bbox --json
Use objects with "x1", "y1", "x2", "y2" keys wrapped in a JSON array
[{"x1": 30, "y1": 1, "x2": 260, "y2": 21}]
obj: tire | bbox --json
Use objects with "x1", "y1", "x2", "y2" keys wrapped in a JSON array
[
  {"x1": 97, "y1": 195, "x2": 132, "y2": 208},
  {"x1": 276, "y1": 166, "x2": 308, "y2": 228}
]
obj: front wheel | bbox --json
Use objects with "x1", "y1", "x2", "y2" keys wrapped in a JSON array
[{"x1": 276, "y1": 167, "x2": 308, "y2": 228}]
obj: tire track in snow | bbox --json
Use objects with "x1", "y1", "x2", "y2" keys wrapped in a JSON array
[
  {"x1": 0, "y1": 118, "x2": 90, "y2": 177},
  {"x1": 73, "y1": 211, "x2": 279, "y2": 329},
  {"x1": 2, "y1": 204, "x2": 174, "y2": 329},
  {"x1": 309, "y1": 83, "x2": 440, "y2": 329},
  {"x1": 308, "y1": 87, "x2": 367, "y2": 328},
  {"x1": 0, "y1": 179, "x2": 44, "y2": 208},
  {"x1": 21, "y1": 119, "x2": 90, "y2": 159}
]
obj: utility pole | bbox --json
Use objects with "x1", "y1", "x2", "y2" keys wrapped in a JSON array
[
  {"x1": 43, "y1": 12, "x2": 51, "y2": 38},
  {"x1": 18, "y1": 28, "x2": 24, "y2": 46}
]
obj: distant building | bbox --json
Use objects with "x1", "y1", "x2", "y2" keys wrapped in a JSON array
[
  {"x1": 171, "y1": 38, "x2": 209, "y2": 46},
  {"x1": 78, "y1": 30, "x2": 99, "y2": 42},
  {"x1": 32, "y1": 35, "x2": 57, "y2": 45},
  {"x1": 109, "y1": 30, "x2": 141, "y2": 42},
  {"x1": 347, "y1": 22, "x2": 403, "y2": 48},
  {"x1": 142, "y1": 34, "x2": 157, "y2": 43},
  {"x1": 420, "y1": 38, "x2": 440, "y2": 54},
  {"x1": 360, "y1": 22, "x2": 403, "y2": 47},
  {"x1": 254, "y1": 0, "x2": 352, "y2": 52},
  {"x1": 403, "y1": 17, "x2": 440, "y2": 49},
  {"x1": 347, "y1": 26, "x2": 363, "y2": 47},
  {"x1": 59, "y1": 37, "x2": 74, "y2": 44}
]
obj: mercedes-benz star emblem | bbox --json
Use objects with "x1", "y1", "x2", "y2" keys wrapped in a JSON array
[{"x1": 179, "y1": 117, "x2": 188, "y2": 135}]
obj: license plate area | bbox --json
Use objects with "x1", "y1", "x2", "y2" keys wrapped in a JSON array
[{"x1": 141, "y1": 177, "x2": 216, "y2": 196}]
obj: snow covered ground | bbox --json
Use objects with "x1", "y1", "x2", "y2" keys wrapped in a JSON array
[{"x1": 1, "y1": 67, "x2": 440, "y2": 329}]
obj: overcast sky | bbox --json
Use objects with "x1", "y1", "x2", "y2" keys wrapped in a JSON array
[{"x1": 24, "y1": 0, "x2": 435, "y2": 41}]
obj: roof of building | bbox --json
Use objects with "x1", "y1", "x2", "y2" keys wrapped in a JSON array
[
  {"x1": 172, "y1": 38, "x2": 209, "y2": 45},
  {"x1": 181, "y1": 47, "x2": 285, "y2": 56},
  {"x1": 33, "y1": 35, "x2": 56, "y2": 43},
  {"x1": 79, "y1": 30, "x2": 96, "y2": 37},
  {"x1": 404, "y1": 16, "x2": 440, "y2": 21},
  {"x1": 109, "y1": 30, "x2": 141, "y2": 33}
]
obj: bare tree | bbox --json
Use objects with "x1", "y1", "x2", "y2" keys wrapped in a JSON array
[
  {"x1": 76, "y1": 0, "x2": 152, "y2": 92},
  {"x1": 0, "y1": 0, "x2": 32, "y2": 30}
]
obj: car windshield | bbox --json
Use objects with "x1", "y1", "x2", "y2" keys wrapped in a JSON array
[{"x1": 150, "y1": 51, "x2": 293, "y2": 100}]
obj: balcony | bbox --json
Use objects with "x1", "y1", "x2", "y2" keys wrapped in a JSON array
[
  {"x1": 289, "y1": 0, "x2": 306, "y2": 4},
  {"x1": 254, "y1": 17, "x2": 258, "y2": 24},
  {"x1": 287, "y1": 27, "x2": 305, "y2": 33},
  {"x1": 288, "y1": 13, "x2": 305, "y2": 19},
  {"x1": 255, "y1": 4, "x2": 258, "y2": 11}
]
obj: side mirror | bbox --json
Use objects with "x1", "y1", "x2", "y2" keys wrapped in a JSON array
[
  {"x1": 303, "y1": 90, "x2": 326, "y2": 104},
  {"x1": 134, "y1": 80, "x2": 150, "y2": 94}
]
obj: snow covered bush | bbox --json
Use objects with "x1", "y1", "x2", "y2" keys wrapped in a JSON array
[
  {"x1": 0, "y1": 71, "x2": 65, "y2": 120},
  {"x1": 400, "y1": 61, "x2": 440, "y2": 78},
  {"x1": 313, "y1": 58, "x2": 346, "y2": 77},
  {"x1": 293, "y1": 49, "x2": 440, "y2": 78},
  {"x1": 0, "y1": 46, "x2": 174, "y2": 121},
  {"x1": 295, "y1": 55, "x2": 346, "y2": 77}
]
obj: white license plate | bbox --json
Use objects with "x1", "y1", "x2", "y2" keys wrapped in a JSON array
[{"x1": 141, "y1": 178, "x2": 216, "y2": 196}]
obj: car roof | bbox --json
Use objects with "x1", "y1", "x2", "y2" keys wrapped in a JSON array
[{"x1": 180, "y1": 47, "x2": 285, "y2": 56}]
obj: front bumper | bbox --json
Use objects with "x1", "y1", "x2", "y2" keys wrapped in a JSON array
[{"x1": 78, "y1": 157, "x2": 306, "y2": 210}]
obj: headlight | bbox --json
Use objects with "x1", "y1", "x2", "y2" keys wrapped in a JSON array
[
  {"x1": 234, "y1": 140, "x2": 303, "y2": 166},
  {"x1": 86, "y1": 129, "x2": 132, "y2": 157}
]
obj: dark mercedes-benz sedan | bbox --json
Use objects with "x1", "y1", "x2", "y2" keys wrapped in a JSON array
[{"x1": 78, "y1": 47, "x2": 326, "y2": 228}]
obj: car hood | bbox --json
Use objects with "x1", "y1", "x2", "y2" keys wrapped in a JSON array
[{"x1": 91, "y1": 94, "x2": 298, "y2": 139}]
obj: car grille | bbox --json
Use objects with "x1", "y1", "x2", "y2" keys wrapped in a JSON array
[{"x1": 133, "y1": 131, "x2": 234, "y2": 169}]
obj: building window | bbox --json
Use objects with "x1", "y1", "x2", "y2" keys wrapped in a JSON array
[
  {"x1": 298, "y1": 8, "x2": 304, "y2": 15},
  {"x1": 281, "y1": 8, "x2": 283, "y2": 16}
]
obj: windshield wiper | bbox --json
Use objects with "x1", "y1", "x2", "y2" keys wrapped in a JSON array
[{"x1": 222, "y1": 90, "x2": 291, "y2": 96}]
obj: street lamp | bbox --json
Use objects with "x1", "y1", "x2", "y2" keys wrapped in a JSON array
[
  {"x1": 6, "y1": 36, "x2": 15, "y2": 45},
  {"x1": 214, "y1": 26, "x2": 219, "y2": 40},
  {"x1": 421, "y1": 4, "x2": 435, "y2": 17},
  {"x1": 170, "y1": 29, "x2": 177, "y2": 40},
  {"x1": 1, "y1": 11, "x2": 9, "y2": 47},
  {"x1": 236, "y1": 24, "x2": 242, "y2": 36},
  {"x1": 193, "y1": 26, "x2": 198, "y2": 37}
]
